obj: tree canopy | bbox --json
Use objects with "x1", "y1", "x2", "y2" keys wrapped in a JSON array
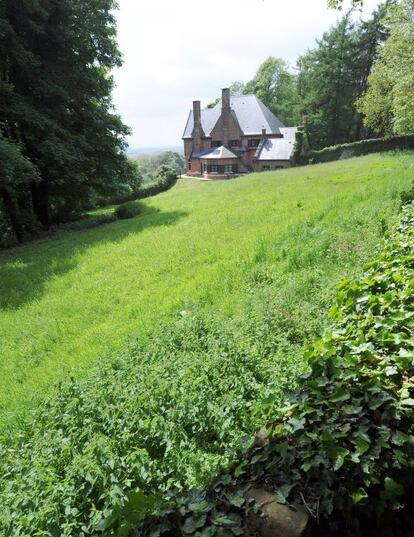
[
  {"x1": 357, "y1": 0, "x2": 414, "y2": 136},
  {"x1": 0, "y1": 0, "x2": 136, "y2": 246},
  {"x1": 298, "y1": 5, "x2": 389, "y2": 148},
  {"x1": 243, "y1": 57, "x2": 300, "y2": 126}
]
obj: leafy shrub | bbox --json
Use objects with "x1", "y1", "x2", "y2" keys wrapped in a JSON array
[
  {"x1": 304, "y1": 135, "x2": 414, "y2": 165},
  {"x1": 137, "y1": 202, "x2": 414, "y2": 536},
  {"x1": 109, "y1": 166, "x2": 177, "y2": 205},
  {"x1": 0, "y1": 307, "x2": 306, "y2": 535},
  {"x1": 114, "y1": 201, "x2": 142, "y2": 220},
  {"x1": 137, "y1": 165, "x2": 177, "y2": 199}
]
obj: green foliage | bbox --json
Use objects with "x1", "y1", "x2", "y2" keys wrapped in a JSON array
[
  {"x1": 328, "y1": 0, "x2": 363, "y2": 8},
  {"x1": 291, "y1": 125, "x2": 310, "y2": 165},
  {"x1": 0, "y1": 154, "x2": 413, "y2": 535},
  {"x1": 244, "y1": 57, "x2": 301, "y2": 126},
  {"x1": 298, "y1": 5, "x2": 389, "y2": 149},
  {"x1": 0, "y1": 134, "x2": 40, "y2": 246},
  {"x1": 207, "y1": 97, "x2": 221, "y2": 109},
  {"x1": 0, "y1": 0, "x2": 131, "y2": 238},
  {"x1": 357, "y1": 0, "x2": 414, "y2": 136},
  {"x1": 115, "y1": 201, "x2": 143, "y2": 220},
  {"x1": 304, "y1": 135, "x2": 414, "y2": 164},
  {"x1": 136, "y1": 165, "x2": 177, "y2": 199},
  {"x1": 130, "y1": 152, "x2": 184, "y2": 184},
  {"x1": 137, "y1": 201, "x2": 414, "y2": 537}
]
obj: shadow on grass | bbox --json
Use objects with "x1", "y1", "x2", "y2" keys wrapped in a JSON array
[{"x1": 0, "y1": 204, "x2": 187, "y2": 310}]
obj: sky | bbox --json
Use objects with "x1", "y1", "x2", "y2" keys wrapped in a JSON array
[{"x1": 112, "y1": 0, "x2": 382, "y2": 149}]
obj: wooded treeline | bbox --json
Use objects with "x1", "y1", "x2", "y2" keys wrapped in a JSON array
[
  {"x1": 228, "y1": 0, "x2": 414, "y2": 150},
  {"x1": 0, "y1": 0, "x2": 138, "y2": 246}
]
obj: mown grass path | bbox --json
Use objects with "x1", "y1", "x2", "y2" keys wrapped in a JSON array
[{"x1": 0, "y1": 152, "x2": 413, "y2": 429}]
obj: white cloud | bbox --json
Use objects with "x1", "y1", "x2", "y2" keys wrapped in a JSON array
[{"x1": 112, "y1": 0, "x2": 382, "y2": 148}]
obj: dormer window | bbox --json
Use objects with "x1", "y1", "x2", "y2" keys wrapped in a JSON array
[
  {"x1": 230, "y1": 140, "x2": 241, "y2": 147},
  {"x1": 248, "y1": 139, "x2": 260, "y2": 148}
]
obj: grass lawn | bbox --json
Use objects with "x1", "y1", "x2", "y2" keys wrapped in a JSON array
[{"x1": 0, "y1": 151, "x2": 413, "y2": 431}]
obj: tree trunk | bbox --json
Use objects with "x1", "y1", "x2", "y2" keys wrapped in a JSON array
[
  {"x1": 1, "y1": 187, "x2": 23, "y2": 242},
  {"x1": 31, "y1": 179, "x2": 50, "y2": 228}
]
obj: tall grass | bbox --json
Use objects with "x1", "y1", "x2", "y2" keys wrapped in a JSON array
[{"x1": 0, "y1": 151, "x2": 413, "y2": 431}]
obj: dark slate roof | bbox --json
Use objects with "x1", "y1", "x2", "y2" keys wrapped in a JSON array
[{"x1": 182, "y1": 95, "x2": 285, "y2": 139}]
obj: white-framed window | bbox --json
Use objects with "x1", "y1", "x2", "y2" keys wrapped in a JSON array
[{"x1": 210, "y1": 163, "x2": 218, "y2": 173}]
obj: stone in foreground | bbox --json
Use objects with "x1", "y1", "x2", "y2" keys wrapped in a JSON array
[{"x1": 246, "y1": 488, "x2": 310, "y2": 537}]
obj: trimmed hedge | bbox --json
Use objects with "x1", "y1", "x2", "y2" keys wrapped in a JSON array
[
  {"x1": 136, "y1": 201, "x2": 414, "y2": 536},
  {"x1": 304, "y1": 135, "x2": 414, "y2": 165}
]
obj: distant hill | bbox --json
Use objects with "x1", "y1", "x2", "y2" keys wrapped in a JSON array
[{"x1": 127, "y1": 145, "x2": 183, "y2": 157}]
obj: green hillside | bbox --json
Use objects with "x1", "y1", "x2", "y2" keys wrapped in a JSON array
[{"x1": 0, "y1": 152, "x2": 413, "y2": 431}]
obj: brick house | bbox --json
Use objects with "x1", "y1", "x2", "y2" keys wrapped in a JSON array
[{"x1": 182, "y1": 88, "x2": 297, "y2": 179}]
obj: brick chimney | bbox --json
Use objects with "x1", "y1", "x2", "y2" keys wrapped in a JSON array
[
  {"x1": 222, "y1": 88, "x2": 230, "y2": 111},
  {"x1": 220, "y1": 88, "x2": 231, "y2": 145},
  {"x1": 191, "y1": 100, "x2": 205, "y2": 152}
]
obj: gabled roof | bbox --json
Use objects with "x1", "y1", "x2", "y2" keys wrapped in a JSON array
[
  {"x1": 199, "y1": 146, "x2": 239, "y2": 160},
  {"x1": 256, "y1": 132, "x2": 297, "y2": 161},
  {"x1": 183, "y1": 95, "x2": 285, "y2": 139}
]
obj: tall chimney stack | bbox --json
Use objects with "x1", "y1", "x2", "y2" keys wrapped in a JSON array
[
  {"x1": 193, "y1": 100, "x2": 201, "y2": 131},
  {"x1": 222, "y1": 88, "x2": 230, "y2": 110},
  {"x1": 191, "y1": 100, "x2": 204, "y2": 152}
]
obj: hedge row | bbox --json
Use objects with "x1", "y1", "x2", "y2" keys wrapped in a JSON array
[
  {"x1": 303, "y1": 135, "x2": 414, "y2": 165},
  {"x1": 109, "y1": 165, "x2": 177, "y2": 205},
  {"x1": 134, "y1": 201, "x2": 414, "y2": 537}
]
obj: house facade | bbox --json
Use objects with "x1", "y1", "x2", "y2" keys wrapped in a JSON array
[{"x1": 182, "y1": 88, "x2": 297, "y2": 179}]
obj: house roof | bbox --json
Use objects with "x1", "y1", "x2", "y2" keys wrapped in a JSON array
[
  {"x1": 199, "y1": 146, "x2": 239, "y2": 160},
  {"x1": 279, "y1": 127, "x2": 297, "y2": 141},
  {"x1": 182, "y1": 95, "x2": 285, "y2": 139},
  {"x1": 256, "y1": 132, "x2": 297, "y2": 161}
]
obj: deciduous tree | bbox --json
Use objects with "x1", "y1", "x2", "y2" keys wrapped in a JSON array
[
  {"x1": 243, "y1": 57, "x2": 300, "y2": 126},
  {"x1": 0, "y1": 0, "x2": 133, "y2": 244},
  {"x1": 357, "y1": 0, "x2": 414, "y2": 136}
]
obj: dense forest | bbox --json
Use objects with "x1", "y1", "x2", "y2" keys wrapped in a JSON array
[{"x1": 0, "y1": 0, "x2": 139, "y2": 245}]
